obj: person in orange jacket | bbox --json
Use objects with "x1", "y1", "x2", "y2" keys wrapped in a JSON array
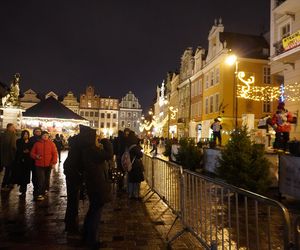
[{"x1": 30, "y1": 131, "x2": 58, "y2": 200}]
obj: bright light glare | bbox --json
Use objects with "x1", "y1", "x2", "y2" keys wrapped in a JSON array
[{"x1": 226, "y1": 55, "x2": 237, "y2": 66}]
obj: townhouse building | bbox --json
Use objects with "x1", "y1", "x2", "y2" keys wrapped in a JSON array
[
  {"x1": 61, "y1": 91, "x2": 80, "y2": 114},
  {"x1": 119, "y1": 91, "x2": 142, "y2": 135},
  {"x1": 20, "y1": 89, "x2": 40, "y2": 109},
  {"x1": 270, "y1": 0, "x2": 300, "y2": 139},
  {"x1": 198, "y1": 20, "x2": 279, "y2": 144}
]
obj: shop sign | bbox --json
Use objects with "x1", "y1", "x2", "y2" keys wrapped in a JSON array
[{"x1": 282, "y1": 30, "x2": 300, "y2": 51}]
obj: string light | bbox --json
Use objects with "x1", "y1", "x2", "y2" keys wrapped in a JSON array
[{"x1": 236, "y1": 82, "x2": 300, "y2": 102}]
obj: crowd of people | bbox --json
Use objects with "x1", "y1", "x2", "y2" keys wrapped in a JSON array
[
  {"x1": 0, "y1": 124, "x2": 62, "y2": 200},
  {"x1": 0, "y1": 124, "x2": 145, "y2": 249}
]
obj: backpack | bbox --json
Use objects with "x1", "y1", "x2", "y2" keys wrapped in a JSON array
[{"x1": 121, "y1": 144, "x2": 136, "y2": 172}]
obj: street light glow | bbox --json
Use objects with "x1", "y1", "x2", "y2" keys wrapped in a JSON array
[{"x1": 226, "y1": 54, "x2": 237, "y2": 66}]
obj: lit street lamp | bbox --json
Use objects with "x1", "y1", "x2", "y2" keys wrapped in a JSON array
[{"x1": 226, "y1": 53, "x2": 239, "y2": 129}]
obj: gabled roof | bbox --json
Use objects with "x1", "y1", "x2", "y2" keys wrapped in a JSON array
[
  {"x1": 23, "y1": 96, "x2": 85, "y2": 120},
  {"x1": 219, "y1": 32, "x2": 269, "y2": 59}
]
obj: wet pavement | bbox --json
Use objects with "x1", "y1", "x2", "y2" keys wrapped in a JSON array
[{"x1": 0, "y1": 151, "x2": 204, "y2": 250}]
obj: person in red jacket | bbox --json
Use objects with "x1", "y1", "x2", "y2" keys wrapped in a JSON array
[
  {"x1": 271, "y1": 102, "x2": 295, "y2": 151},
  {"x1": 30, "y1": 131, "x2": 58, "y2": 201}
]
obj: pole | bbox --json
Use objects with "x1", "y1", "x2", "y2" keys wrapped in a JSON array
[{"x1": 235, "y1": 61, "x2": 239, "y2": 129}]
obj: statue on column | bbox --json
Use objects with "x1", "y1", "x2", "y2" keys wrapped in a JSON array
[{"x1": 1, "y1": 73, "x2": 20, "y2": 107}]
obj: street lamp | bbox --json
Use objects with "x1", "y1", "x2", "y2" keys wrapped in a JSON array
[{"x1": 226, "y1": 53, "x2": 239, "y2": 129}]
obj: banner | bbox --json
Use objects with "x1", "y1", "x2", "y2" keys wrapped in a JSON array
[{"x1": 282, "y1": 30, "x2": 300, "y2": 51}]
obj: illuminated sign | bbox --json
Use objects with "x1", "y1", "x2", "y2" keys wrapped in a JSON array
[{"x1": 282, "y1": 30, "x2": 300, "y2": 51}]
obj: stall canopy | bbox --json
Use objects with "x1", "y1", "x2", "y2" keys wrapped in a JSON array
[
  {"x1": 23, "y1": 96, "x2": 84, "y2": 120},
  {"x1": 22, "y1": 96, "x2": 88, "y2": 135}
]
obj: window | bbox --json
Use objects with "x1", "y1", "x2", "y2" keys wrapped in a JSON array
[
  {"x1": 215, "y1": 67, "x2": 220, "y2": 84},
  {"x1": 113, "y1": 114, "x2": 117, "y2": 119},
  {"x1": 205, "y1": 98, "x2": 209, "y2": 114},
  {"x1": 94, "y1": 121, "x2": 98, "y2": 127},
  {"x1": 95, "y1": 112, "x2": 99, "y2": 117},
  {"x1": 263, "y1": 99, "x2": 271, "y2": 113},
  {"x1": 215, "y1": 94, "x2": 219, "y2": 113},
  {"x1": 121, "y1": 112, "x2": 125, "y2": 118},
  {"x1": 121, "y1": 121, "x2": 125, "y2": 127},
  {"x1": 112, "y1": 122, "x2": 116, "y2": 127},
  {"x1": 263, "y1": 66, "x2": 271, "y2": 84},
  {"x1": 80, "y1": 111, "x2": 84, "y2": 116},
  {"x1": 127, "y1": 122, "x2": 131, "y2": 128},
  {"x1": 199, "y1": 79, "x2": 203, "y2": 95},
  {"x1": 85, "y1": 111, "x2": 89, "y2": 117},
  {"x1": 101, "y1": 113, "x2": 105, "y2": 118},
  {"x1": 90, "y1": 111, "x2": 94, "y2": 117},
  {"x1": 100, "y1": 122, "x2": 104, "y2": 128},
  {"x1": 280, "y1": 22, "x2": 290, "y2": 39},
  {"x1": 128, "y1": 112, "x2": 131, "y2": 117},
  {"x1": 88, "y1": 101, "x2": 91, "y2": 108},
  {"x1": 210, "y1": 96, "x2": 214, "y2": 113},
  {"x1": 133, "y1": 122, "x2": 136, "y2": 128},
  {"x1": 107, "y1": 122, "x2": 110, "y2": 128},
  {"x1": 210, "y1": 70, "x2": 214, "y2": 86},
  {"x1": 133, "y1": 112, "x2": 137, "y2": 118},
  {"x1": 205, "y1": 74, "x2": 209, "y2": 89},
  {"x1": 107, "y1": 113, "x2": 111, "y2": 119}
]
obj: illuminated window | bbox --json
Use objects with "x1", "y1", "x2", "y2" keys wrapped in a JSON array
[{"x1": 215, "y1": 67, "x2": 220, "y2": 84}]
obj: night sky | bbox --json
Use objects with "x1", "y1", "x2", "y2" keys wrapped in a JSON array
[{"x1": 0, "y1": 0, "x2": 270, "y2": 110}]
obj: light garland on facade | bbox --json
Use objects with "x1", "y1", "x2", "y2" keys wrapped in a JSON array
[{"x1": 236, "y1": 82, "x2": 300, "y2": 102}]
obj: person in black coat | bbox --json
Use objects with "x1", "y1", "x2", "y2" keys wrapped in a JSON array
[
  {"x1": 82, "y1": 133, "x2": 113, "y2": 249},
  {"x1": 53, "y1": 134, "x2": 63, "y2": 163},
  {"x1": 15, "y1": 130, "x2": 31, "y2": 196},
  {"x1": 126, "y1": 131, "x2": 144, "y2": 199},
  {"x1": 63, "y1": 125, "x2": 95, "y2": 233},
  {"x1": 28, "y1": 127, "x2": 42, "y2": 197}
]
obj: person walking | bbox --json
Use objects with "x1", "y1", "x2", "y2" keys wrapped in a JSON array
[
  {"x1": 30, "y1": 131, "x2": 57, "y2": 201},
  {"x1": 82, "y1": 130, "x2": 113, "y2": 249},
  {"x1": 53, "y1": 134, "x2": 63, "y2": 163},
  {"x1": 64, "y1": 125, "x2": 94, "y2": 233},
  {"x1": 1, "y1": 123, "x2": 17, "y2": 191},
  {"x1": 28, "y1": 127, "x2": 42, "y2": 197},
  {"x1": 210, "y1": 117, "x2": 222, "y2": 147},
  {"x1": 15, "y1": 130, "x2": 31, "y2": 196},
  {"x1": 126, "y1": 131, "x2": 144, "y2": 199}
]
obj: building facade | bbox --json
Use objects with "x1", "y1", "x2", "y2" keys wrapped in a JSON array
[
  {"x1": 119, "y1": 91, "x2": 142, "y2": 135},
  {"x1": 270, "y1": 0, "x2": 300, "y2": 139},
  {"x1": 20, "y1": 89, "x2": 40, "y2": 109},
  {"x1": 61, "y1": 91, "x2": 80, "y2": 114}
]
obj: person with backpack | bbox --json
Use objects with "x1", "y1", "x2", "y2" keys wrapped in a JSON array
[{"x1": 124, "y1": 131, "x2": 144, "y2": 199}]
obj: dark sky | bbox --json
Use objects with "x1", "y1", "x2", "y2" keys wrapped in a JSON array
[{"x1": 0, "y1": 0, "x2": 270, "y2": 110}]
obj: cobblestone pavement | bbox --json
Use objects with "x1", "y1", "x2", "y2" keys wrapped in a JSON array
[{"x1": 0, "y1": 151, "x2": 204, "y2": 250}]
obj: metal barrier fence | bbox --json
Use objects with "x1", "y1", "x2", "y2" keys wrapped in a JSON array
[{"x1": 142, "y1": 154, "x2": 293, "y2": 250}]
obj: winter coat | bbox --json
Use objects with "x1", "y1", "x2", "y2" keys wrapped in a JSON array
[
  {"x1": 82, "y1": 138, "x2": 113, "y2": 205},
  {"x1": 63, "y1": 125, "x2": 96, "y2": 185},
  {"x1": 128, "y1": 144, "x2": 144, "y2": 183},
  {"x1": 14, "y1": 138, "x2": 31, "y2": 184},
  {"x1": 0, "y1": 130, "x2": 17, "y2": 167},
  {"x1": 30, "y1": 139, "x2": 58, "y2": 167}
]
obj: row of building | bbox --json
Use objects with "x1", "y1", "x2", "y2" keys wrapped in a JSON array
[
  {"x1": 19, "y1": 87, "x2": 142, "y2": 137},
  {"x1": 146, "y1": 0, "x2": 300, "y2": 144}
]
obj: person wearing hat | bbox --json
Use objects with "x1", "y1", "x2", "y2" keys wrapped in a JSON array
[
  {"x1": 271, "y1": 102, "x2": 295, "y2": 151},
  {"x1": 30, "y1": 131, "x2": 58, "y2": 201}
]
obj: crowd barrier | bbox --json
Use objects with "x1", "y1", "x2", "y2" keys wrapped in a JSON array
[{"x1": 142, "y1": 154, "x2": 293, "y2": 250}]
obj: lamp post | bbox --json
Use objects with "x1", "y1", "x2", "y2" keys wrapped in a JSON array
[{"x1": 226, "y1": 54, "x2": 239, "y2": 129}]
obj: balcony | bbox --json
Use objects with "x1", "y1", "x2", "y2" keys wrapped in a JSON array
[
  {"x1": 272, "y1": 31, "x2": 300, "y2": 63},
  {"x1": 273, "y1": 0, "x2": 300, "y2": 14}
]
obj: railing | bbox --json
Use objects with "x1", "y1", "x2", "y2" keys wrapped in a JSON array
[{"x1": 142, "y1": 154, "x2": 294, "y2": 249}]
